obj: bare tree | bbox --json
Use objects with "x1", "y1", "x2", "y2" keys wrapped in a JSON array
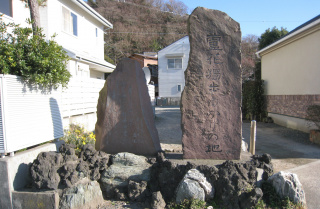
[{"x1": 241, "y1": 34, "x2": 259, "y2": 80}]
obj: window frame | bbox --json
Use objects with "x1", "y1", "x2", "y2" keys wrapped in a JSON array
[
  {"x1": 0, "y1": 0, "x2": 12, "y2": 17},
  {"x1": 62, "y1": 6, "x2": 78, "y2": 37},
  {"x1": 177, "y1": 84, "x2": 182, "y2": 92},
  {"x1": 167, "y1": 58, "x2": 183, "y2": 70}
]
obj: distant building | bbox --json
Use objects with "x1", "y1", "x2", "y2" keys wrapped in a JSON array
[
  {"x1": 129, "y1": 52, "x2": 158, "y2": 68},
  {"x1": 256, "y1": 14, "x2": 320, "y2": 133},
  {"x1": 157, "y1": 36, "x2": 190, "y2": 106}
]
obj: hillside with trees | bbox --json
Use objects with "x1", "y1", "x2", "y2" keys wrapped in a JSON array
[{"x1": 89, "y1": 0, "x2": 189, "y2": 64}]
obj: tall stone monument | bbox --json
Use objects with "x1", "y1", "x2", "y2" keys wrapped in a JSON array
[
  {"x1": 181, "y1": 7, "x2": 242, "y2": 159},
  {"x1": 95, "y1": 58, "x2": 161, "y2": 156}
]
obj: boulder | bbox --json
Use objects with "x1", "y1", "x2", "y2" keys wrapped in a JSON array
[
  {"x1": 150, "y1": 160, "x2": 196, "y2": 203},
  {"x1": 151, "y1": 191, "x2": 166, "y2": 209},
  {"x1": 78, "y1": 144, "x2": 110, "y2": 181},
  {"x1": 176, "y1": 179, "x2": 205, "y2": 204},
  {"x1": 59, "y1": 180, "x2": 104, "y2": 209},
  {"x1": 99, "y1": 152, "x2": 151, "y2": 199},
  {"x1": 175, "y1": 169, "x2": 214, "y2": 204},
  {"x1": 214, "y1": 161, "x2": 258, "y2": 209},
  {"x1": 128, "y1": 180, "x2": 150, "y2": 202},
  {"x1": 268, "y1": 171, "x2": 306, "y2": 205},
  {"x1": 30, "y1": 151, "x2": 63, "y2": 190},
  {"x1": 239, "y1": 188, "x2": 263, "y2": 209},
  {"x1": 30, "y1": 144, "x2": 109, "y2": 190}
]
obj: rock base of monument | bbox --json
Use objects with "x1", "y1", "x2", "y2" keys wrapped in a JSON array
[{"x1": 15, "y1": 143, "x2": 305, "y2": 209}]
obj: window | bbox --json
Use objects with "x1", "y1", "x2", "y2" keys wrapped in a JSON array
[
  {"x1": 62, "y1": 7, "x2": 78, "y2": 36},
  {"x1": 95, "y1": 28, "x2": 98, "y2": 37},
  {"x1": 167, "y1": 58, "x2": 182, "y2": 69},
  {"x1": 0, "y1": 0, "x2": 12, "y2": 17},
  {"x1": 177, "y1": 84, "x2": 182, "y2": 92}
]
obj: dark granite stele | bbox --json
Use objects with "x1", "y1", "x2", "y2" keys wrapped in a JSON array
[{"x1": 181, "y1": 7, "x2": 242, "y2": 160}]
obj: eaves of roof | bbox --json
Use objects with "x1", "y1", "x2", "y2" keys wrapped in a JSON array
[
  {"x1": 256, "y1": 14, "x2": 320, "y2": 58},
  {"x1": 158, "y1": 35, "x2": 189, "y2": 53},
  {"x1": 71, "y1": 0, "x2": 113, "y2": 29},
  {"x1": 129, "y1": 54, "x2": 158, "y2": 60}
]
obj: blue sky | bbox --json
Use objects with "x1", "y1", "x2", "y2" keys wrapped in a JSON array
[{"x1": 180, "y1": 0, "x2": 320, "y2": 37}]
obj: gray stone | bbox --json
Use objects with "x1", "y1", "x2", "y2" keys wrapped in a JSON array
[
  {"x1": 151, "y1": 191, "x2": 166, "y2": 209},
  {"x1": 128, "y1": 180, "x2": 150, "y2": 202},
  {"x1": 175, "y1": 169, "x2": 214, "y2": 204},
  {"x1": 12, "y1": 190, "x2": 59, "y2": 209},
  {"x1": 176, "y1": 179, "x2": 205, "y2": 204},
  {"x1": 95, "y1": 58, "x2": 161, "y2": 156},
  {"x1": 256, "y1": 168, "x2": 264, "y2": 188},
  {"x1": 181, "y1": 7, "x2": 242, "y2": 159},
  {"x1": 268, "y1": 171, "x2": 306, "y2": 205},
  {"x1": 59, "y1": 180, "x2": 104, "y2": 209},
  {"x1": 239, "y1": 188, "x2": 263, "y2": 209},
  {"x1": 100, "y1": 152, "x2": 151, "y2": 199}
]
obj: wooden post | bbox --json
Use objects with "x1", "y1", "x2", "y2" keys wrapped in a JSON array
[{"x1": 250, "y1": 120, "x2": 256, "y2": 155}]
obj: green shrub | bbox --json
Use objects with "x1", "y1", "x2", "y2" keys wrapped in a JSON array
[
  {"x1": 168, "y1": 199, "x2": 207, "y2": 209},
  {"x1": 242, "y1": 61, "x2": 266, "y2": 121},
  {"x1": 61, "y1": 124, "x2": 96, "y2": 154},
  {"x1": 0, "y1": 18, "x2": 71, "y2": 88}
]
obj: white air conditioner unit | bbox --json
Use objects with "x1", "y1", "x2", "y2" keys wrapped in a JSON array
[{"x1": 0, "y1": 75, "x2": 64, "y2": 157}]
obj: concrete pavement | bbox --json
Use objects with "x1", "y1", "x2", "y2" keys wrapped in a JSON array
[{"x1": 287, "y1": 160, "x2": 320, "y2": 209}]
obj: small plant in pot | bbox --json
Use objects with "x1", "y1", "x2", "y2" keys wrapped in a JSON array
[{"x1": 306, "y1": 105, "x2": 320, "y2": 145}]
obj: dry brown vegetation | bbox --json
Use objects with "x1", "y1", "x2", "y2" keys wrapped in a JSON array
[{"x1": 90, "y1": 0, "x2": 188, "y2": 64}]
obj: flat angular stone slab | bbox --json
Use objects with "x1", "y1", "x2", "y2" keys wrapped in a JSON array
[
  {"x1": 12, "y1": 191, "x2": 59, "y2": 209},
  {"x1": 95, "y1": 58, "x2": 161, "y2": 156},
  {"x1": 181, "y1": 7, "x2": 242, "y2": 159}
]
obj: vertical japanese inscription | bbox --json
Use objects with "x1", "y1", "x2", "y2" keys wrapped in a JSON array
[{"x1": 204, "y1": 34, "x2": 224, "y2": 153}]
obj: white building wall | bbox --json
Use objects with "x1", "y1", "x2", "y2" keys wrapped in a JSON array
[
  {"x1": 261, "y1": 29, "x2": 320, "y2": 95},
  {"x1": 1, "y1": 0, "x2": 31, "y2": 28},
  {"x1": 90, "y1": 70, "x2": 105, "y2": 79},
  {"x1": 41, "y1": 0, "x2": 105, "y2": 60},
  {"x1": 2, "y1": 0, "x2": 106, "y2": 63},
  {"x1": 158, "y1": 36, "x2": 190, "y2": 98}
]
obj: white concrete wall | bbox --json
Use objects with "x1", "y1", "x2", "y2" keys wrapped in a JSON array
[
  {"x1": 0, "y1": 141, "x2": 64, "y2": 209},
  {"x1": 158, "y1": 36, "x2": 190, "y2": 98},
  {"x1": 261, "y1": 29, "x2": 320, "y2": 96}
]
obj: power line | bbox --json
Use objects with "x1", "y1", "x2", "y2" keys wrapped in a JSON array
[{"x1": 107, "y1": 31, "x2": 187, "y2": 35}]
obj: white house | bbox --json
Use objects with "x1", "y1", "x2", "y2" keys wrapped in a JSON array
[
  {"x1": 0, "y1": 0, "x2": 115, "y2": 154},
  {"x1": 1, "y1": 0, "x2": 115, "y2": 79},
  {"x1": 157, "y1": 36, "x2": 190, "y2": 105}
]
